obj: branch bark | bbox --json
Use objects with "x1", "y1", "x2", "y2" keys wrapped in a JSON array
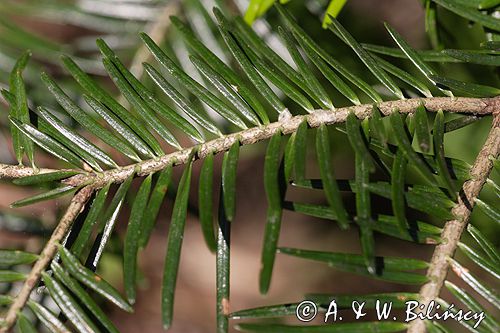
[
  {"x1": 408, "y1": 114, "x2": 500, "y2": 333},
  {"x1": 0, "y1": 186, "x2": 94, "y2": 333}
]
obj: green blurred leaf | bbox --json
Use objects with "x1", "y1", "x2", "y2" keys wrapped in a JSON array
[
  {"x1": 8, "y1": 51, "x2": 34, "y2": 166},
  {"x1": 61, "y1": 55, "x2": 158, "y2": 158},
  {"x1": 425, "y1": 0, "x2": 441, "y2": 49},
  {"x1": 37, "y1": 106, "x2": 117, "y2": 170},
  {"x1": 432, "y1": 0, "x2": 500, "y2": 31},
  {"x1": 0, "y1": 295, "x2": 13, "y2": 306},
  {"x1": 199, "y1": 154, "x2": 217, "y2": 252},
  {"x1": 16, "y1": 313, "x2": 37, "y2": 333},
  {"x1": 10, "y1": 185, "x2": 79, "y2": 208},
  {"x1": 124, "y1": 174, "x2": 152, "y2": 304},
  {"x1": 442, "y1": 49, "x2": 500, "y2": 66},
  {"x1": 0, "y1": 270, "x2": 25, "y2": 282},
  {"x1": 71, "y1": 184, "x2": 110, "y2": 257},
  {"x1": 9, "y1": 118, "x2": 84, "y2": 169},
  {"x1": 27, "y1": 301, "x2": 69, "y2": 333},
  {"x1": 323, "y1": 0, "x2": 349, "y2": 28},
  {"x1": 140, "y1": 166, "x2": 173, "y2": 249},
  {"x1": 458, "y1": 243, "x2": 500, "y2": 279},
  {"x1": 0, "y1": 250, "x2": 38, "y2": 267},
  {"x1": 449, "y1": 259, "x2": 499, "y2": 310},
  {"x1": 162, "y1": 158, "x2": 193, "y2": 329},
  {"x1": 174, "y1": 14, "x2": 271, "y2": 123},
  {"x1": 42, "y1": 272, "x2": 100, "y2": 333},
  {"x1": 13, "y1": 170, "x2": 80, "y2": 186},
  {"x1": 430, "y1": 75, "x2": 500, "y2": 97},
  {"x1": 58, "y1": 246, "x2": 133, "y2": 312},
  {"x1": 316, "y1": 124, "x2": 349, "y2": 229},
  {"x1": 278, "y1": 26, "x2": 333, "y2": 110},
  {"x1": 222, "y1": 141, "x2": 240, "y2": 222},
  {"x1": 328, "y1": 17, "x2": 404, "y2": 99},
  {"x1": 278, "y1": 247, "x2": 428, "y2": 284},
  {"x1": 51, "y1": 261, "x2": 119, "y2": 333},
  {"x1": 391, "y1": 150, "x2": 408, "y2": 231},
  {"x1": 433, "y1": 110, "x2": 457, "y2": 199},
  {"x1": 260, "y1": 133, "x2": 284, "y2": 295}
]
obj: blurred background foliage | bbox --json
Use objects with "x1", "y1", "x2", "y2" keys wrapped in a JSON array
[{"x1": 0, "y1": 0, "x2": 498, "y2": 332}]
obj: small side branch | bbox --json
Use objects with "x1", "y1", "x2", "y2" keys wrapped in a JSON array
[
  {"x1": 0, "y1": 186, "x2": 94, "y2": 333},
  {"x1": 408, "y1": 114, "x2": 500, "y2": 333},
  {"x1": 0, "y1": 164, "x2": 69, "y2": 180}
]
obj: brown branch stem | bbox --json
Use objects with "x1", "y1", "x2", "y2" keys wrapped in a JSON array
[{"x1": 408, "y1": 114, "x2": 500, "y2": 333}]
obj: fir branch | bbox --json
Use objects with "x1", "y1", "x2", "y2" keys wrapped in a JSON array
[
  {"x1": 408, "y1": 113, "x2": 500, "y2": 333},
  {"x1": 57, "y1": 96, "x2": 499, "y2": 189},
  {"x1": 0, "y1": 96, "x2": 497, "y2": 332},
  {"x1": 0, "y1": 96, "x2": 495, "y2": 184}
]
